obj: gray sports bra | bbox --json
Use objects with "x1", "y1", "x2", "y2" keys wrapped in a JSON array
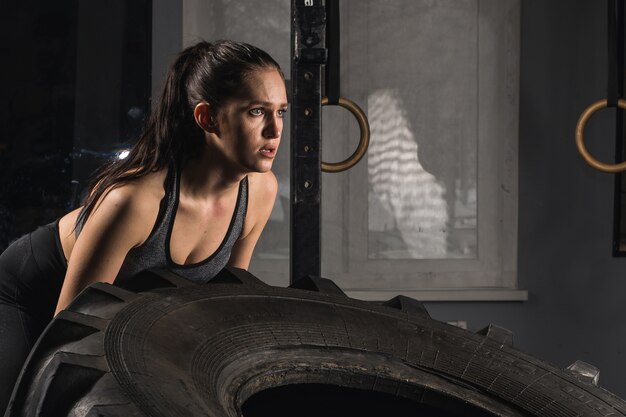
[{"x1": 76, "y1": 164, "x2": 248, "y2": 284}]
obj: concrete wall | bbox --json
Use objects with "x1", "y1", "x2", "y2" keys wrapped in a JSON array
[{"x1": 426, "y1": 0, "x2": 626, "y2": 398}]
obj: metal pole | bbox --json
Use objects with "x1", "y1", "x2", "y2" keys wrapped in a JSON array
[
  {"x1": 290, "y1": 0, "x2": 327, "y2": 283},
  {"x1": 611, "y1": 0, "x2": 626, "y2": 255}
]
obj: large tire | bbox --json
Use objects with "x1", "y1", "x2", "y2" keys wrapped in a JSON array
[{"x1": 5, "y1": 267, "x2": 626, "y2": 417}]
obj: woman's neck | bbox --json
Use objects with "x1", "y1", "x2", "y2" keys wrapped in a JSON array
[{"x1": 179, "y1": 150, "x2": 246, "y2": 202}]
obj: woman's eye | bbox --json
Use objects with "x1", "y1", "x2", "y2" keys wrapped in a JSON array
[{"x1": 249, "y1": 108, "x2": 263, "y2": 116}]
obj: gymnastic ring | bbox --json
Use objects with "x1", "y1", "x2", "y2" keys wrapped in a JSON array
[
  {"x1": 575, "y1": 98, "x2": 626, "y2": 173},
  {"x1": 321, "y1": 96, "x2": 370, "y2": 173}
]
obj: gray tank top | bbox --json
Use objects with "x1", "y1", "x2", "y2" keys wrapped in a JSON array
[{"x1": 76, "y1": 165, "x2": 248, "y2": 284}]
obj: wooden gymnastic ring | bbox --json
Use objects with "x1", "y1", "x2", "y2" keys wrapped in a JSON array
[
  {"x1": 575, "y1": 98, "x2": 626, "y2": 173},
  {"x1": 321, "y1": 97, "x2": 370, "y2": 173}
]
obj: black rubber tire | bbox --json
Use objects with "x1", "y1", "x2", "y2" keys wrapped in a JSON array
[{"x1": 5, "y1": 267, "x2": 626, "y2": 417}]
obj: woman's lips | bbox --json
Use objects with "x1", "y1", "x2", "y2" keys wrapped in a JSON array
[{"x1": 260, "y1": 145, "x2": 277, "y2": 158}]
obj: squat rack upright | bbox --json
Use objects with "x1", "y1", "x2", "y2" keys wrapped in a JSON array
[{"x1": 289, "y1": 0, "x2": 369, "y2": 283}]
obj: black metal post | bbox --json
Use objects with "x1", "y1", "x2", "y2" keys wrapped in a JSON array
[
  {"x1": 611, "y1": 0, "x2": 626, "y2": 255},
  {"x1": 290, "y1": 0, "x2": 327, "y2": 283}
]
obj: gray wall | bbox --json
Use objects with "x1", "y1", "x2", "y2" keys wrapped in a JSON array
[{"x1": 426, "y1": 0, "x2": 626, "y2": 398}]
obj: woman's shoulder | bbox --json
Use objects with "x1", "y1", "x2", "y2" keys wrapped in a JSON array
[
  {"x1": 102, "y1": 168, "x2": 169, "y2": 209},
  {"x1": 243, "y1": 171, "x2": 278, "y2": 230},
  {"x1": 234, "y1": 171, "x2": 277, "y2": 242},
  {"x1": 60, "y1": 168, "x2": 170, "y2": 256},
  {"x1": 246, "y1": 170, "x2": 278, "y2": 200},
  {"x1": 79, "y1": 167, "x2": 169, "y2": 237}
]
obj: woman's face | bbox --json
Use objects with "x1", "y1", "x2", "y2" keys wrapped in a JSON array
[{"x1": 214, "y1": 68, "x2": 288, "y2": 174}]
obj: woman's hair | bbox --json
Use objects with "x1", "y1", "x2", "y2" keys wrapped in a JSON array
[{"x1": 76, "y1": 40, "x2": 283, "y2": 230}]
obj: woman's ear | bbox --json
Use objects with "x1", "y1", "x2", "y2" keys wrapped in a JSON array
[{"x1": 193, "y1": 102, "x2": 218, "y2": 133}]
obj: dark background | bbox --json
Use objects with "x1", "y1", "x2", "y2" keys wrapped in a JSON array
[
  {"x1": 2, "y1": 0, "x2": 626, "y2": 399},
  {"x1": 0, "y1": 0, "x2": 151, "y2": 249}
]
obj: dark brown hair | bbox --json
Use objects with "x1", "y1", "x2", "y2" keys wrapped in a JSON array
[{"x1": 76, "y1": 40, "x2": 283, "y2": 230}]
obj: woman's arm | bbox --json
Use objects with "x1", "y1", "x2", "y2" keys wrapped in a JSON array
[
  {"x1": 227, "y1": 171, "x2": 278, "y2": 270},
  {"x1": 54, "y1": 184, "x2": 155, "y2": 315}
]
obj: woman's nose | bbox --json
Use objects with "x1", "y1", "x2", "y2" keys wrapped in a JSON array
[{"x1": 263, "y1": 114, "x2": 281, "y2": 138}]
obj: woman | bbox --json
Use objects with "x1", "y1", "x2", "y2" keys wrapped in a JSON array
[{"x1": 0, "y1": 40, "x2": 287, "y2": 411}]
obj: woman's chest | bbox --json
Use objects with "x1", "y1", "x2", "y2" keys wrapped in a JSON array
[{"x1": 169, "y1": 198, "x2": 239, "y2": 265}]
